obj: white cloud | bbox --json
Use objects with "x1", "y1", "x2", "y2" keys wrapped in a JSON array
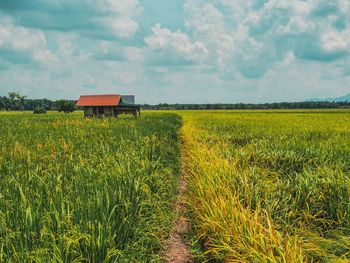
[
  {"x1": 0, "y1": 24, "x2": 46, "y2": 50},
  {"x1": 339, "y1": 0, "x2": 350, "y2": 13},
  {"x1": 214, "y1": 0, "x2": 251, "y2": 23},
  {"x1": 123, "y1": 47, "x2": 144, "y2": 62},
  {"x1": 152, "y1": 67, "x2": 168, "y2": 74},
  {"x1": 0, "y1": 21, "x2": 57, "y2": 65},
  {"x1": 145, "y1": 23, "x2": 208, "y2": 63},
  {"x1": 101, "y1": 0, "x2": 141, "y2": 38},
  {"x1": 277, "y1": 16, "x2": 315, "y2": 35},
  {"x1": 283, "y1": 51, "x2": 296, "y2": 65},
  {"x1": 184, "y1": 2, "x2": 224, "y2": 34},
  {"x1": 114, "y1": 71, "x2": 139, "y2": 85},
  {"x1": 33, "y1": 50, "x2": 57, "y2": 64},
  {"x1": 321, "y1": 30, "x2": 350, "y2": 52},
  {"x1": 162, "y1": 72, "x2": 186, "y2": 86},
  {"x1": 106, "y1": 0, "x2": 141, "y2": 15},
  {"x1": 264, "y1": 0, "x2": 313, "y2": 15},
  {"x1": 0, "y1": 26, "x2": 10, "y2": 46},
  {"x1": 57, "y1": 35, "x2": 74, "y2": 57},
  {"x1": 108, "y1": 17, "x2": 139, "y2": 39},
  {"x1": 184, "y1": 2, "x2": 235, "y2": 70}
]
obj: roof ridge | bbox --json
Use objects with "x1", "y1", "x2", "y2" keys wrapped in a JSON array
[
  {"x1": 80, "y1": 94, "x2": 121, "y2": 97},
  {"x1": 76, "y1": 94, "x2": 122, "y2": 107}
]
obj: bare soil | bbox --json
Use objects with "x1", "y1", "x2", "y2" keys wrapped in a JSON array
[{"x1": 163, "y1": 171, "x2": 192, "y2": 263}]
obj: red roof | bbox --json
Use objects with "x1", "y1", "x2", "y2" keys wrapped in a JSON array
[{"x1": 76, "y1": 94, "x2": 121, "y2": 106}]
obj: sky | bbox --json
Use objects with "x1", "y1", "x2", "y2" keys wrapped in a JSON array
[{"x1": 0, "y1": 0, "x2": 350, "y2": 104}]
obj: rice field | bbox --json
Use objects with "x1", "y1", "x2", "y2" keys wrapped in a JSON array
[
  {"x1": 180, "y1": 110, "x2": 350, "y2": 262},
  {"x1": 1, "y1": 110, "x2": 350, "y2": 262},
  {"x1": 0, "y1": 112, "x2": 181, "y2": 262}
]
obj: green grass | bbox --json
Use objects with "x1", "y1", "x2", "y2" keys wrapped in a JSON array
[
  {"x1": 0, "y1": 111, "x2": 181, "y2": 262},
  {"x1": 2, "y1": 109, "x2": 350, "y2": 262}
]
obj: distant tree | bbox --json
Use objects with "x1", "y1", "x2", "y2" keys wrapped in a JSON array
[
  {"x1": 0, "y1": 96, "x2": 7, "y2": 110},
  {"x1": 19, "y1": 95, "x2": 27, "y2": 111},
  {"x1": 8, "y1": 92, "x2": 18, "y2": 110},
  {"x1": 33, "y1": 107, "x2": 47, "y2": 114},
  {"x1": 7, "y1": 92, "x2": 27, "y2": 111},
  {"x1": 56, "y1": 100, "x2": 76, "y2": 113},
  {"x1": 8, "y1": 92, "x2": 20, "y2": 101}
]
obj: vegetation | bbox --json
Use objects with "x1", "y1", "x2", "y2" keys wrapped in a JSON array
[
  {"x1": 0, "y1": 93, "x2": 73, "y2": 112},
  {"x1": 1, "y1": 93, "x2": 350, "y2": 112},
  {"x1": 1, "y1": 108, "x2": 350, "y2": 262},
  {"x1": 33, "y1": 107, "x2": 47, "y2": 114},
  {"x1": 143, "y1": 101, "x2": 350, "y2": 110},
  {"x1": 56, "y1": 100, "x2": 76, "y2": 113},
  {"x1": 180, "y1": 110, "x2": 350, "y2": 262},
  {"x1": 0, "y1": 111, "x2": 181, "y2": 262},
  {"x1": 2, "y1": 92, "x2": 28, "y2": 111}
]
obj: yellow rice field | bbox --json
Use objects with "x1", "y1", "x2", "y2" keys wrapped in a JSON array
[{"x1": 180, "y1": 110, "x2": 350, "y2": 262}]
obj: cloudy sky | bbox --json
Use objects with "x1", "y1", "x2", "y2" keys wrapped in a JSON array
[{"x1": 0, "y1": 0, "x2": 350, "y2": 103}]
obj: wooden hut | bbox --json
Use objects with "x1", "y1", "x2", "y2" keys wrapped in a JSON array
[{"x1": 76, "y1": 94, "x2": 141, "y2": 118}]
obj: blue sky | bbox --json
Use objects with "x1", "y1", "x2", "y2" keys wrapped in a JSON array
[{"x1": 0, "y1": 0, "x2": 349, "y2": 103}]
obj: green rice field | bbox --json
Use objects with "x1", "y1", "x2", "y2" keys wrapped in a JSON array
[{"x1": 0, "y1": 112, "x2": 181, "y2": 262}]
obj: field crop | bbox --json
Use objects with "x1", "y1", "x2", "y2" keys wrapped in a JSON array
[
  {"x1": 1, "y1": 109, "x2": 350, "y2": 262},
  {"x1": 181, "y1": 110, "x2": 350, "y2": 262},
  {"x1": 0, "y1": 112, "x2": 181, "y2": 262}
]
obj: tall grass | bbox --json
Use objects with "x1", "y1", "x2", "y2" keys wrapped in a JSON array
[
  {"x1": 0, "y1": 112, "x2": 181, "y2": 262},
  {"x1": 180, "y1": 110, "x2": 350, "y2": 262}
]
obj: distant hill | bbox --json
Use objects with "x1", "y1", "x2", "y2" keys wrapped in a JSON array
[{"x1": 306, "y1": 93, "x2": 350, "y2": 102}]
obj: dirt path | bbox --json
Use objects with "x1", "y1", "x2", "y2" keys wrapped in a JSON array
[{"x1": 163, "y1": 165, "x2": 192, "y2": 263}]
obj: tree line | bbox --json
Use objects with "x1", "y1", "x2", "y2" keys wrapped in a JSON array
[
  {"x1": 0, "y1": 92, "x2": 76, "y2": 113},
  {"x1": 1, "y1": 92, "x2": 350, "y2": 112},
  {"x1": 142, "y1": 101, "x2": 350, "y2": 110}
]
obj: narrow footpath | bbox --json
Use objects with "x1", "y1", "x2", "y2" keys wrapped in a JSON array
[{"x1": 163, "y1": 162, "x2": 192, "y2": 263}]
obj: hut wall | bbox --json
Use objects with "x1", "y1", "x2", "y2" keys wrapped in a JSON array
[
  {"x1": 84, "y1": 107, "x2": 93, "y2": 117},
  {"x1": 104, "y1": 106, "x2": 113, "y2": 117}
]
